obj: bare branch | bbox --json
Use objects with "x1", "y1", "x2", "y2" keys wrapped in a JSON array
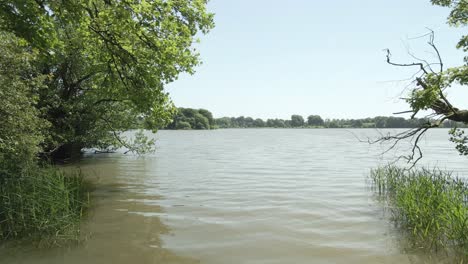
[
  {"x1": 376, "y1": 29, "x2": 468, "y2": 166},
  {"x1": 403, "y1": 40, "x2": 436, "y2": 74},
  {"x1": 384, "y1": 49, "x2": 428, "y2": 74},
  {"x1": 426, "y1": 28, "x2": 444, "y2": 73},
  {"x1": 393, "y1": 110, "x2": 415, "y2": 115}
]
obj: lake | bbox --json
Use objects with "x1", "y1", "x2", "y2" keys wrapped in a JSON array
[{"x1": 1, "y1": 129, "x2": 467, "y2": 264}]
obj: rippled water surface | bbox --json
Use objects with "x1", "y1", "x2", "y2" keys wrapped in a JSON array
[{"x1": 1, "y1": 129, "x2": 467, "y2": 264}]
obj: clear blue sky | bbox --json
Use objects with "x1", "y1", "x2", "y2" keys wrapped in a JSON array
[{"x1": 166, "y1": 0, "x2": 467, "y2": 120}]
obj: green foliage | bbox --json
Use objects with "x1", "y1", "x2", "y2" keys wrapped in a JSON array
[
  {"x1": 0, "y1": 0, "x2": 214, "y2": 155},
  {"x1": 176, "y1": 121, "x2": 192, "y2": 130},
  {"x1": 210, "y1": 114, "x2": 459, "y2": 129},
  {"x1": 214, "y1": 117, "x2": 231, "y2": 128},
  {"x1": 432, "y1": 0, "x2": 467, "y2": 61},
  {"x1": 370, "y1": 166, "x2": 468, "y2": 258},
  {"x1": 166, "y1": 108, "x2": 212, "y2": 130},
  {"x1": 0, "y1": 167, "x2": 88, "y2": 246},
  {"x1": 253, "y1": 118, "x2": 265, "y2": 127},
  {"x1": 407, "y1": 82, "x2": 440, "y2": 112},
  {"x1": 307, "y1": 115, "x2": 324, "y2": 127},
  {"x1": 0, "y1": 32, "x2": 89, "y2": 246},
  {"x1": 449, "y1": 128, "x2": 468, "y2": 155},
  {"x1": 432, "y1": 0, "x2": 467, "y2": 26},
  {"x1": 290, "y1": 115, "x2": 304, "y2": 127},
  {"x1": 193, "y1": 112, "x2": 210, "y2": 129},
  {"x1": 0, "y1": 31, "x2": 47, "y2": 170},
  {"x1": 198, "y1": 109, "x2": 215, "y2": 127},
  {"x1": 266, "y1": 119, "x2": 286, "y2": 128},
  {"x1": 387, "y1": 1, "x2": 467, "y2": 156},
  {"x1": 387, "y1": 0, "x2": 468, "y2": 155},
  {"x1": 0, "y1": 0, "x2": 215, "y2": 244},
  {"x1": 123, "y1": 130, "x2": 156, "y2": 155}
]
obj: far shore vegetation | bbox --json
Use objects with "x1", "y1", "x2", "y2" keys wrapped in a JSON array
[{"x1": 156, "y1": 107, "x2": 468, "y2": 130}]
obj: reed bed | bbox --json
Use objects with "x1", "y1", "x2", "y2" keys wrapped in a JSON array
[
  {"x1": 0, "y1": 166, "x2": 89, "y2": 246},
  {"x1": 370, "y1": 166, "x2": 468, "y2": 258}
]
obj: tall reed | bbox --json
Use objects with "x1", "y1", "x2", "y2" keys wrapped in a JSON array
[
  {"x1": 370, "y1": 166, "x2": 468, "y2": 257},
  {"x1": 0, "y1": 166, "x2": 89, "y2": 246}
]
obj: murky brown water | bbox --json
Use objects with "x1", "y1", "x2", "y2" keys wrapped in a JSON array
[{"x1": 1, "y1": 129, "x2": 467, "y2": 264}]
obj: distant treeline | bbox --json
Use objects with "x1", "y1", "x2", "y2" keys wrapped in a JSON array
[{"x1": 160, "y1": 108, "x2": 467, "y2": 130}]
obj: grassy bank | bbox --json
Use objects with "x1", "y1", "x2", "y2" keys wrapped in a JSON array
[
  {"x1": 370, "y1": 166, "x2": 468, "y2": 257},
  {"x1": 0, "y1": 165, "x2": 89, "y2": 246}
]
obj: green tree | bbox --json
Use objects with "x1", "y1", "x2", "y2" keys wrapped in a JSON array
[
  {"x1": 253, "y1": 118, "x2": 265, "y2": 127},
  {"x1": 166, "y1": 108, "x2": 214, "y2": 130},
  {"x1": 383, "y1": 0, "x2": 467, "y2": 158},
  {"x1": 176, "y1": 121, "x2": 192, "y2": 130},
  {"x1": 244, "y1": 117, "x2": 255, "y2": 127},
  {"x1": 0, "y1": 32, "x2": 88, "y2": 243},
  {"x1": 290, "y1": 115, "x2": 304, "y2": 127},
  {"x1": 0, "y1": 0, "x2": 214, "y2": 159},
  {"x1": 272, "y1": 119, "x2": 286, "y2": 128},
  {"x1": 215, "y1": 117, "x2": 232, "y2": 128},
  {"x1": 236, "y1": 116, "x2": 246, "y2": 127},
  {"x1": 193, "y1": 113, "x2": 210, "y2": 129},
  {"x1": 198, "y1": 109, "x2": 214, "y2": 128},
  {"x1": 385, "y1": 117, "x2": 406, "y2": 128},
  {"x1": 0, "y1": 31, "x2": 46, "y2": 171},
  {"x1": 374, "y1": 116, "x2": 387, "y2": 128},
  {"x1": 307, "y1": 115, "x2": 324, "y2": 127},
  {"x1": 325, "y1": 119, "x2": 340, "y2": 128},
  {"x1": 266, "y1": 119, "x2": 275, "y2": 127}
]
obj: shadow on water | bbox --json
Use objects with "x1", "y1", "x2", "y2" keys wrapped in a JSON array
[{"x1": 0, "y1": 154, "x2": 198, "y2": 264}]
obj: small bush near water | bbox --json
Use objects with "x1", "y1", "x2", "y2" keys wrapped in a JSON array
[
  {"x1": 370, "y1": 166, "x2": 468, "y2": 257},
  {"x1": 0, "y1": 166, "x2": 89, "y2": 246}
]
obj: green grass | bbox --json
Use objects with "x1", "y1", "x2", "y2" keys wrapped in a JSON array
[
  {"x1": 0, "y1": 165, "x2": 89, "y2": 247},
  {"x1": 370, "y1": 166, "x2": 468, "y2": 258}
]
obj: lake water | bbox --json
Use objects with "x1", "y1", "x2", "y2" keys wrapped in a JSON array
[{"x1": 1, "y1": 129, "x2": 467, "y2": 264}]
